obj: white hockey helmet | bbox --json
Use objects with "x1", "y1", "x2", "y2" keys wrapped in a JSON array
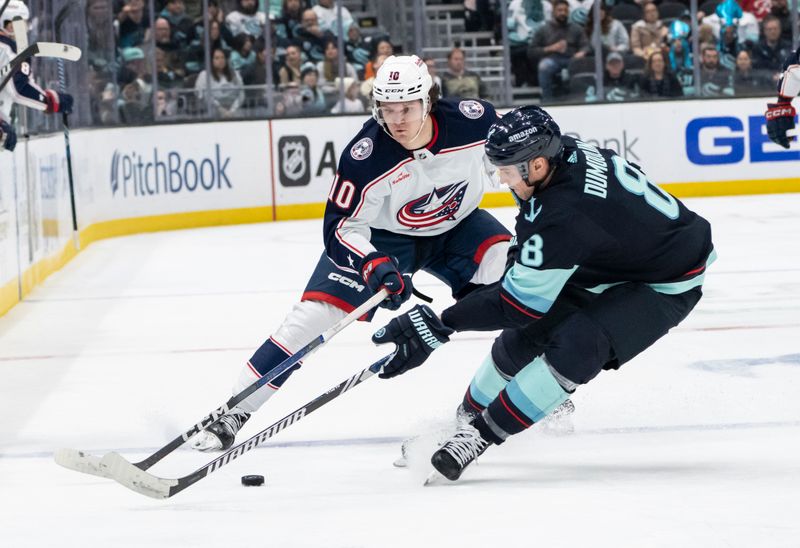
[
  {"x1": 1, "y1": 1, "x2": 30, "y2": 27},
  {"x1": 371, "y1": 55, "x2": 433, "y2": 127}
]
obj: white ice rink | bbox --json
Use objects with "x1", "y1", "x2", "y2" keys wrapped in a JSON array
[{"x1": 1, "y1": 194, "x2": 799, "y2": 548}]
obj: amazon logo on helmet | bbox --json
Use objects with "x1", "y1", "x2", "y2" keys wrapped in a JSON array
[{"x1": 485, "y1": 106, "x2": 563, "y2": 168}]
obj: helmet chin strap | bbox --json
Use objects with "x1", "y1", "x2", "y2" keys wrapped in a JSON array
[{"x1": 524, "y1": 159, "x2": 558, "y2": 189}]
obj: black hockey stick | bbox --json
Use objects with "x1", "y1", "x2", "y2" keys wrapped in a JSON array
[
  {"x1": 100, "y1": 353, "x2": 391, "y2": 499},
  {"x1": 54, "y1": 289, "x2": 388, "y2": 478},
  {"x1": 55, "y1": 2, "x2": 80, "y2": 250}
]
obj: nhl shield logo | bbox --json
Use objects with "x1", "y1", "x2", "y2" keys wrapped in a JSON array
[
  {"x1": 278, "y1": 136, "x2": 310, "y2": 187},
  {"x1": 350, "y1": 137, "x2": 373, "y2": 161},
  {"x1": 458, "y1": 100, "x2": 484, "y2": 119}
]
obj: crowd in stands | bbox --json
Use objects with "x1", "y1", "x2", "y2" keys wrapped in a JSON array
[
  {"x1": 84, "y1": 0, "x2": 795, "y2": 124},
  {"x1": 510, "y1": 0, "x2": 795, "y2": 102}
]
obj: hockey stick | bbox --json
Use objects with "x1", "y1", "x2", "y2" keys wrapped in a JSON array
[
  {"x1": 54, "y1": 288, "x2": 389, "y2": 478},
  {"x1": 101, "y1": 353, "x2": 391, "y2": 499},
  {"x1": 55, "y1": 3, "x2": 80, "y2": 250},
  {"x1": 0, "y1": 42, "x2": 82, "y2": 92}
]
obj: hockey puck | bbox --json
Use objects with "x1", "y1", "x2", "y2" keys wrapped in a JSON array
[{"x1": 241, "y1": 474, "x2": 265, "y2": 487}]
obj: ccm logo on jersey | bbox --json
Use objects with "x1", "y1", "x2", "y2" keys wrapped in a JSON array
[
  {"x1": 396, "y1": 181, "x2": 468, "y2": 228},
  {"x1": 328, "y1": 272, "x2": 365, "y2": 292}
]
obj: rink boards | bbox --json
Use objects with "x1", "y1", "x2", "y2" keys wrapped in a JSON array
[{"x1": 0, "y1": 96, "x2": 797, "y2": 316}]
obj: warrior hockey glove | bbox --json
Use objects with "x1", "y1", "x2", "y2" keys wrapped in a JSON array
[
  {"x1": 361, "y1": 252, "x2": 412, "y2": 310},
  {"x1": 765, "y1": 98, "x2": 796, "y2": 149},
  {"x1": 44, "y1": 90, "x2": 74, "y2": 115},
  {"x1": 372, "y1": 304, "x2": 454, "y2": 379},
  {"x1": 0, "y1": 119, "x2": 17, "y2": 151}
]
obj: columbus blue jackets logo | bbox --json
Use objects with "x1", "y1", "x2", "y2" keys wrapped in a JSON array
[
  {"x1": 397, "y1": 181, "x2": 468, "y2": 228},
  {"x1": 458, "y1": 100, "x2": 484, "y2": 119},
  {"x1": 278, "y1": 136, "x2": 310, "y2": 187},
  {"x1": 350, "y1": 137, "x2": 373, "y2": 160}
]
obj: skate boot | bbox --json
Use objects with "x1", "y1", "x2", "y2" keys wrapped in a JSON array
[
  {"x1": 190, "y1": 409, "x2": 251, "y2": 452},
  {"x1": 430, "y1": 422, "x2": 491, "y2": 481}
]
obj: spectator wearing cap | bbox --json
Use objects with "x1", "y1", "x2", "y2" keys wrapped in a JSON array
[
  {"x1": 638, "y1": 50, "x2": 683, "y2": 98},
  {"x1": 630, "y1": 2, "x2": 667, "y2": 59},
  {"x1": 296, "y1": 9, "x2": 333, "y2": 63},
  {"x1": 118, "y1": 46, "x2": 151, "y2": 97},
  {"x1": 159, "y1": 0, "x2": 193, "y2": 48},
  {"x1": 330, "y1": 77, "x2": 366, "y2": 113},
  {"x1": 226, "y1": 0, "x2": 266, "y2": 38},
  {"x1": 316, "y1": 38, "x2": 357, "y2": 93},
  {"x1": 116, "y1": 0, "x2": 149, "y2": 49},
  {"x1": 194, "y1": 47, "x2": 245, "y2": 117},
  {"x1": 528, "y1": 0, "x2": 588, "y2": 101},
  {"x1": 699, "y1": 45, "x2": 734, "y2": 97},
  {"x1": 588, "y1": 52, "x2": 639, "y2": 102},
  {"x1": 441, "y1": 47, "x2": 487, "y2": 99},
  {"x1": 299, "y1": 64, "x2": 327, "y2": 114},
  {"x1": 313, "y1": 0, "x2": 354, "y2": 37}
]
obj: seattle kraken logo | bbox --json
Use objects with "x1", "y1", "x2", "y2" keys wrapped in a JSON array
[{"x1": 396, "y1": 181, "x2": 468, "y2": 229}]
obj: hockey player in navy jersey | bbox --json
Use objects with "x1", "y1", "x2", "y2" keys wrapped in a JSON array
[
  {"x1": 765, "y1": 44, "x2": 800, "y2": 149},
  {"x1": 373, "y1": 105, "x2": 716, "y2": 481},
  {"x1": 0, "y1": 1, "x2": 74, "y2": 152},
  {"x1": 191, "y1": 55, "x2": 517, "y2": 451}
]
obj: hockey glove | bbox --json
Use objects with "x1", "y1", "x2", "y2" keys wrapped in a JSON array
[
  {"x1": 765, "y1": 98, "x2": 796, "y2": 149},
  {"x1": 44, "y1": 90, "x2": 74, "y2": 115},
  {"x1": 372, "y1": 304, "x2": 454, "y2": 379},
  {"x1": 361, "y1": 252, "x2": 412, "y2": 310},
  {"x1": 0, "y1": 119, "x2": 17, "y2": 152}
]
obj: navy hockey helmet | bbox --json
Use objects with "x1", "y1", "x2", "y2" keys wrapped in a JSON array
[{"x1": 485, "y1": 105, "x2": 563, "y2": 183}]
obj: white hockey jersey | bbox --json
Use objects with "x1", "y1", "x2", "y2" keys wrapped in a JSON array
[
  {"x1": 0, "y1": 33, "x2": 50, "y2": 122},
  {"x1": 323, "y1": 97, "x2": 499, "y2": 274}
]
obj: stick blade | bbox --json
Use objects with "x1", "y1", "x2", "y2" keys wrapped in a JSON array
[
  {"x1": 54, "y1": 448, "x2": 112, "y2": 478},
  {"x1": 100, "y1": 452, "x2": 177, "y2": 499},
  {"x1": 35, "y1": 42, "x2": 82, "y2": 62}
]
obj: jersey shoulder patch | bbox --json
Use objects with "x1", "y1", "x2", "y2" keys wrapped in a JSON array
[
  {"x1": 350, "y1": 137, "x2": 374, "y2": 160},
  {"x1": 458, "y1": 99, "x2": 485, "y2": 119}
]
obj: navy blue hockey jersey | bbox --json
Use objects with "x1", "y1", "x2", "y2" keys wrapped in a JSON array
[
  {"x1": 323, "y1": 98, "x2": 499, "y2": 274},
  {"x1": 442, "y1": 136, "x2": 715, "y2": 331}
]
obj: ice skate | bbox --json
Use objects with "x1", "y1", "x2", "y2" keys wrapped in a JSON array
[
  {"x1": 190, "y1": 409, "x2": 251, "y2": 452},
  {"x1": 430, "y1": 422, "x2": 491, "y2": 481}
]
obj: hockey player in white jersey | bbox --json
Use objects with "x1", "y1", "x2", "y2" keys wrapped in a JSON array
[
  {"x1": 191, "y1": 55, "x2": 514, "y2": 451},
  {"x1": 765, "y1": 43, "x2": 800, "y2": 149},
  {"x1": 0, "y1": 1, "x2": 74, "y2": 152}
]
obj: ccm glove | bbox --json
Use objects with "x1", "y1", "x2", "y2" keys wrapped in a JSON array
[
  {"x1": 765, "y1": 98, "x2": 796, "y2": 149},
  {"x1": 44, "y1": 89, "x2": 74, "y2": 115},
  {"x1": 372, "y1": 304, "x2": 454, "y2": 379},
  {"x1": 0, "y1": 119, "x2": 17, "y2": 151},
  {"x1": 361, "y1": 252, "x2": 412, "y2": 310}
]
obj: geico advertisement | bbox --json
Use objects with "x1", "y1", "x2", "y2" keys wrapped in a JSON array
[
  {"x1": 271, "y1": 115, "x2": 371, "y2": 205},
  {"x1": 81, "y1": 121, "x2": 271, "y2": 222}
]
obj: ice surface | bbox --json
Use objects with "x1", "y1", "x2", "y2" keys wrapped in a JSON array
[{"x1": 1, "y1": 195, "x2": 798, "y2": 547}]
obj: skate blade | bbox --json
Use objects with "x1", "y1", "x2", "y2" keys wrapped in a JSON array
[{"x1": 423, "y1": 470, "x2": 445, "y2": 486}]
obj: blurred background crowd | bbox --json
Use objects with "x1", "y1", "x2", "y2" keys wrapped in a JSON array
[{"x1": 18, "y1": 0, "x2": 800, "y2": 131}]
